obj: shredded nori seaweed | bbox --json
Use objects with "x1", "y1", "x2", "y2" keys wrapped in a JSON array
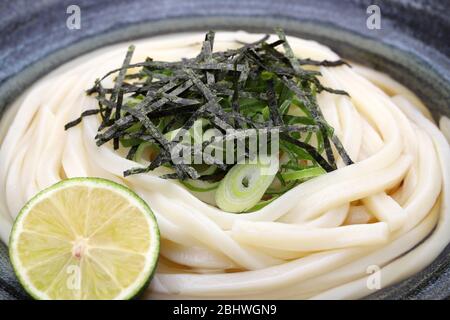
[
  {"x1": 65, "y1": 28, "x2": 353, "y2": 184},
  {"x1": 64, "y1": 109, "x2": 100, "y2": 130}
]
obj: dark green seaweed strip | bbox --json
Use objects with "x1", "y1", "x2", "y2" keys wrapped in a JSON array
[
  {"x1": 298, "y1": 58, "x2": 350, "y2": 67},
  {"x1": 274, "y1": 30, "x2": 349, "y2": 69},
  {"x1": 160, "y1": 94, "x2": 201, "y2": 106},
  {"x1": 206, "y1": 31, "x2": 215, "y2": 52},
  {"x1": 108, "y1": 88, "x2": 194, "y2": 168},
  {"x1": 305, "y1": 86, "x2": 352, "y2": 166},
  {"x1": 311, "y1": 78, "x2": 349, "y2": 96},
  {"x1": 259, "y1": 40, "x2": 321, "y2": 79},
  {"x1": 234, "y1": 34, "x2": 270, "y2": 49},
  {"x1": 331, "y1": 135, "x2": 354, "y2": 165},
  {"x1": 275, "y1": 28, "x2": 302, "y2": 76},
  {"x1": 259, "y1": 42, "x2": 291, "y2": 65},
  {"x1": 123, "y1": 154, "x2": 171, "y2": 176},
  {"x1": 198, "y1": 31, "x2": 215, "y2": 60},
  {"x1": 184, "y1": 62, "x2": 247, "y2": 72},
  {"x1": 113, "y1": 90, "x2": 124, "y2": 150},
  {"x1": 237, "y1": 60, "x2": 250, "y2": 84},
  {"x1": 95, "y1": 115, "x2": 136, "y2": 144},
  {"x1": 146, "y1": 104, "x2": 198, "y2": 119},
  {"x1": 209, "y1": 84, "x2": 267, "y2": 100},
  {"x1": 143, "y1": 102, "x2": 228, "y2": 177},
  {"x1": 136, "y1": 100, "x2": 219, "y2": 180},
  {"x1": 231, "y1": 67, "x2": 243, "y2": 128},
  {"x1": 244, "y1": 49, "x2": 319, "y2": 80},
  {"x1": 231, "y1": 52, "x2": 248, "y2": 128},
  {"x1": 64, "y1": 109, "x2": 100, "y2": 130},
  {"x1": 181, "y1": 69, "x2": 236, "y2": 133},
  {"x1": 90, "y1": 80, "x2": 114, "y2": 125},
  {"x1": 280, "y1": 76, "x2": 336, "y2": 168},
  {"x1": 99, "y1": 58, "x2": 245, "y2": 81},
  {"x1": 280, "y1": 133, "x2": 334, "y2": 172},
  {"x1": 201, "y1": 31, "x2": 215, "y2": 85},
  {"x1": 98, "y1": 61, "x2": 180, "y2": 81},
  {"x1": 202, "y1": 125, "x2": 320, "y2": 149},
  {"x1": 123, "y1": 132, "x2": 154, "y2": 142},
  {"x1": 203, "y1": 112, "x2": 234, "y2": 131},
  {"x1": 183, "y1": 68, "x2": 216, "y2": 101},
  {"x1": 227, "y1": 111, "x2": 265, "y2": 129},
  {"x1": 96, "y1": 35, "x2": 269, "y2": 82},
  {"x1": 171, "y1": 100, "x2": 220, "y2": 144},
  {"x1": 119, "y1": 107, "x2": 168, "y2": 148},
  {"x1": 159, "y1": 173, "x2": 180, "y2": 180},
  {"x1": 100, "y1": 45, "x2": 135, "y2": 131},
  {"x1": 317, "y1": 85, "x2": 349, "y2": 96},
  {"x1": 123, "y1": 105, "x2": 199, "y2": 179},
  {"x1": 266, "y1": 79, "x2": 283, "y2": 126},
  {"x1": 126, "y1": 145, "x2": 139, "y2": 160},
  {"x1": 86, "y1": 79, "x2": 100, "y2": 95},
  {"x1": 307, "y1": 91, "x2": 336, "y2": 167},
  {"x1": 101, "y1": 82, "x2": 169, "y2": 95},
  {"x1": 209, "y1": 34, "x2": 269, "y2": 63},
  {"x1": 321, "y1": 127, "x2": 336, "y2": 168},
  {"x1": 267, "y1": 39, "x2": 285, "y2": 48},
  {"x1": 96, "y1": 80, "x2": 190, "y2": 144}
]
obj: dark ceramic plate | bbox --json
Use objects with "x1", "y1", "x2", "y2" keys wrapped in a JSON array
[{"x1": 0, "y1": 0, "x2": 449, "y2": 300}]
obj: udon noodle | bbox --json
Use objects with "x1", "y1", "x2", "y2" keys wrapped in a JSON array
[{"x1": 0, "y1": 32, "x2": 449, "y2": 299}]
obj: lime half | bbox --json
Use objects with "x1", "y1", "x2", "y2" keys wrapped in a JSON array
[{"x1": 9, "y1": 178, "x2": 159, "y2": 300}]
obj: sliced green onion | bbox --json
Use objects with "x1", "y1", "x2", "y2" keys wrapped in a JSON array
[
  {"x1": 120, "y1": 123, "x2": 144, "y2": 147},
  {"x1": 247, "y1": 196, "x2": 279, "y2": 212},
  {"x1": 281, "y1": 166, "x2": 326, "y2": 182},
  {"x1": 279, "y1": 98, "x2": 292, "y2": 115},
  {"x1": 215, "y1": 156, "x2": 278, "y2": 213},
  {"x1": 120, "y1": 137, "x2": 143, "y2": 148},
  {"x1": 280, "y1": 142, "x2": 313, "y2": 161},
  {"x1": 125, "y1": 95, "x2": 144, "y2": 108},
  {"x1": 181, "y1": 179, "x2": 220, "y2": 192},
  {"x1": 164, "y1": 128, "x2": 183, "y2": 141},
  {"x1": 125, "y1": 122, "x2": 143, "y2": 133},
  {"x1": 265, "y1": 180, "x2": 297, "y2": 194},
  {"x1": 261, "y1": 70, "x2": 275, "y2": 80},
  {"x1": 133, "y1": 142, "x2": 159, "y2": 164},
  {"x1": 197, "y1": 164, "x2": 217, "y2": 176},
  {"x1": 262, "y1": 106, "x2": 270, "y2": 121}
]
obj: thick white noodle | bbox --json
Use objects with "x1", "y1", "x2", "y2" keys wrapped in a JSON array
[{"x1": 0, "y1": 32, "x2": 448, "y2": 299}]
